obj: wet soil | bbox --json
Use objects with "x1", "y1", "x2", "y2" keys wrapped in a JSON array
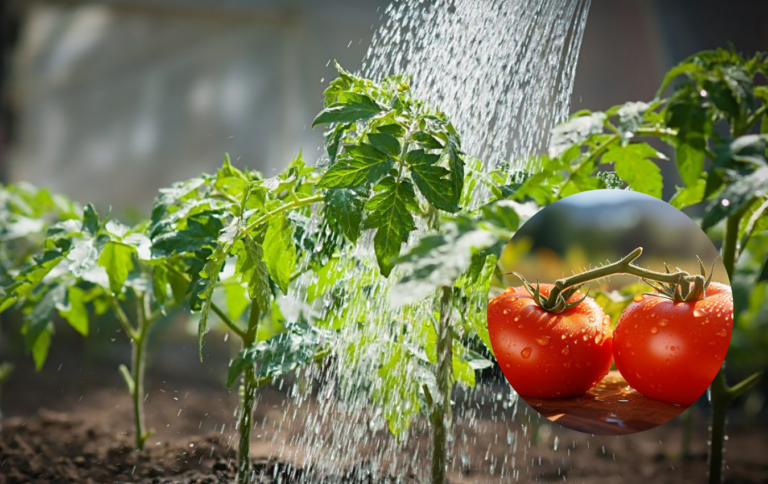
[{"x1": 0, "y1": 329, "x2": 766, "y2": 483}]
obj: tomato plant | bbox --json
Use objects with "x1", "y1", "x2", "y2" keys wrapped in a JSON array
[
  {"x1": 614, "y1": 282, "x2": 733, "y2": 406},
  {"x1": 488, "y1": 284, "x2": 613, "y2": 398}
]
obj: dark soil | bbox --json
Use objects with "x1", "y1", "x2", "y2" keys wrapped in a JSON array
[{"x1": 1, "y1": 327, "x2": 767, "y2": 483}]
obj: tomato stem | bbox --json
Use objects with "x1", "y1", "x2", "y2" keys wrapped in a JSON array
[{"x1": 530, "y1": 247, "x2": 696, "y2": 312}]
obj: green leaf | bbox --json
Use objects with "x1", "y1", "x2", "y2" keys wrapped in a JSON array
[
  {"x1": 549, "y1": 112, "x2": 606, "y2": 158},
  {"x1": 98, "y1": 242, "x2": 135, "y2": 294},
  {"x1": 668, "y1": 102, "x2": 707, "y2": 186},
  {"x1": 407, "y1": 150, "x2": 460, "y2": 213},
  {"x1": 602, "y1": 143, "x2": 663, "y2": 198},
  {"x1": 368, "y1": 132, "x2": 401, "y2": 157},
  {"x1": 24, "y1": 284, "x2": 66, "y2": 363},
  {"x1": 413, "y1": 131, "x2": 443, "y2": 150},
  {"x1": 152, "y1": 213, "x2": 224, "y2": 257},
  {"x1": 317, "y1": 145, "x2": 393, "y2": 189},
  {"x1": 58, "y1": 286, "x2": 89, "y2": 336},
  {"x1": 312, "y1": 93, "x2": 383, "y2": 127},
  {"x1": 197, "y1": 244, "x2": 228, "y2": 359},
  {"x1": 82, "y1": 204, "x2": 100, "y2": 236},
  {"x1": 480, "y1": 200, "x2": 520, "y2": 232},
  {"x1": 236, "y1": 235, "x2": 272, "y2": 309},
  {"x1": 325, "y1": 123, "x2": 351, "y2": 163},
  {"x1": 263, "y1": 215, "x2": 296, "y2": 294},
  {"x1": 446, "y1": 132, "x2": 465, "y2": 201},
  {"x1": 152, "y1": 265, "x2": 168, "y2": 306},
  {"x1": 31, "y1": 330, "x2": 51, "y2": 371},
  {"x1": 324, "y1": 188, "x2": 366, "y2": 242},
  {"x1": 226, "y1": 323, "x2": 328, "y2": 387},
  {"x1": 362, "y1": 177, "x2": 418, "y2": 277},
  {"x1": 702, "y1": 166, "x2": 768, "y2": 230},
  {"x1": 670, "y1": 179, "x2": 706, "y2": 209},
  {"x1": 390, "y1": 220, "x2": 498, "y2": 307}
]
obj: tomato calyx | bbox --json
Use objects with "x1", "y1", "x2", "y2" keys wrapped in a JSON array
[
  {"x1": 509, "y1": 247, "x2": 720, "y2": 313},
  {"x1": 511, "y1": 273, "x2": 590, "y2": 313},
  {"x1": 642, "y1": 256, "x2": 720, "y2": 302}
]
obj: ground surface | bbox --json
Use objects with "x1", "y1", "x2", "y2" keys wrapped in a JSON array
[
  {"x1": 0, "y1": 329, "x2": 767, "y2": 483},
  {"x1": 525, "y1": 371, "x2": 686, "y2": 435}
]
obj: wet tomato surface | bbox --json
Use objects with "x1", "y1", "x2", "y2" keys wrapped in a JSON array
[
  {"x1": 613, "y1": 282, "x2": 733, "y2": 406},
  {"x1": 487, "y1": 284, "x2": 614, "y2": 398}
]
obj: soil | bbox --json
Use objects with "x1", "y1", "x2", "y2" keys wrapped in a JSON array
[{"x1": 1, "y1": 328, "x2": 767, "y2": 484}]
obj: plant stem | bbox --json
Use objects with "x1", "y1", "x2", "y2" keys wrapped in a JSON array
[
  {"x1": 680, "y1": 405, "x2": 694, "y2": 459},
  {"x1": 131, "y1": 293, "x2": 152, "y2": 450},
  {"x1": 236, "y1": 298, "x2": 261, "y2": 484},
  {"x1": 706, "y1": 210, "x2": 765, "y2": 483},
  {"x1": 542, "y1": 247, "x2": 690, "y2": 309},
  {"x1": 242, "y1": 194, "x2": 324, "y2": 234},
  {"x1": 431, "y1": 286, "x2": 453, "y2": 484}
]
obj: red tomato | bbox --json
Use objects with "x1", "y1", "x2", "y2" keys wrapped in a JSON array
[
  {"x1": 613, "y1": 282, "x2": 733, "y2": 406},
  {"x1": 487, "y1": 284, "x2": 614, "y2": 398}
]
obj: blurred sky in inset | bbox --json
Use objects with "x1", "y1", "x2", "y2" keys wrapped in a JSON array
[{"x1": 498, "y1": 190, "x2": 728, "y2": 292}]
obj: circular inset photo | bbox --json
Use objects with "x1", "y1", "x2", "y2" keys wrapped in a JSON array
[{"x1": 486, "y1": 190, "x2": 733, "y2": 435}]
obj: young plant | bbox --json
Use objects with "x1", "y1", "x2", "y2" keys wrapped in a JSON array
[
  {"x1": 0, "y1": 202, "x2": 169, "y2": 450},
  {"x1": 313, "y1": 65, "x2": 522, "y2": 484},
  {"x1": 147, "y1": 155, "x2": 332, "y2": 484}
]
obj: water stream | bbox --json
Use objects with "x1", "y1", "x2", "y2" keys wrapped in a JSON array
[{"x1": 260, "y1": 1, "x2": 591, "y2": 481}]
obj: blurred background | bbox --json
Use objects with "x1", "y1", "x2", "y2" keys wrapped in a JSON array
[
  {"x1": 1, "y1": 0, "x2": 767, "y2": 210},
  {"x1": 498, "y1": 190, "x2": 728, "y2": 294}
]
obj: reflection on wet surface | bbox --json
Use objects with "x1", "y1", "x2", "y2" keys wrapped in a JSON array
[{"x1": 523, "y1": 371, "x2": 688, "y2": 435}]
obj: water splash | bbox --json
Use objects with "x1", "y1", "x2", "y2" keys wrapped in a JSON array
[
  {"x1": 258, "y1": 0, "x2": 592, "y2": 481},
  {"x1": 363, "y1": 0, "x2": 591, "y2": 178}
]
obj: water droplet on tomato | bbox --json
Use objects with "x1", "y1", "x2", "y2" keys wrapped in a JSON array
[
  {"x1": 503, "y1": 309, "x2": 509, "y2": 315},
  {"x1": 521, "y1": 347, "x2": 532, "y2": 359},
  {"x1": 650, "y1": 327, "x2": 659, "y2": 334},
  {"x1": 535, "y1": 336, "x2": 551, "y2": 346},
  {"x1": 583, "y1": 334, "x2": 589, "y2": 341},
  {"x1": 595, "y1": 334, "x2": 603, "y2": 345},
  {"x1": 505, "y1": 287, "x2": 514, "y2": 293},
  {"x1": 518, "y1": 324, "x2": 524, "y2": 329},
  {"x1": 670, "y1": 346, "x2": 675, "y2": 351},
  {"x1": 562, "y1": 346, "x2": 570, "y2": 355},
  {"x1": 564, "y1": 360, "x2": 571, "y2": 369},
  {"x1": 588, "y1": 316, "x2": 596, "y2": 322},
  {"x1": 716, "y1": 329, "x2": 727, "y2": 337},
  {"x1": 651, "y1": 313, "x2": 656, "y2": 317},
  {"x1": 635, "y1": 372, "x2": 642, "y2": 379},
  {"x1": 509, "y1": 296, "x2": 518, "y2": 301},
  {"x1": 514, "y1": 316, "x2": 520, "y2": 322},
  {"x1": 633, "y1": 294, "x2": 645, "y2": 302},
  {"x1": 694, "y1": 308, "x2": 708, "y2": 317},
  {"x1": 659, "y1": 320, "x2": 669, "y2": 327},
  {"x1": 561, "y1": 334, "x2": 567, "y2": 340}
]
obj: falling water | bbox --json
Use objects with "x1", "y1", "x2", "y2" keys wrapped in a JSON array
[
  {"x1": 363, "y1": 0, "x2": 591, "y2": 176},
  {"x1": 252, "y1": 0, "x2": 591, "y2": 482}
]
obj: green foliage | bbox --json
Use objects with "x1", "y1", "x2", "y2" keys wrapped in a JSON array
[{"x1": 314, "y1": 63, "x2": 466, "y2": 276}]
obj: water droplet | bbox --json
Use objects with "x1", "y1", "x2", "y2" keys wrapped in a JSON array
[
  {"x1": 633, "y1": 294, "x2": 645, "y2": 302},
  {"x1": 721, "y1": 199, "x2": 730, "y2": 207},
  {"x1": 650, "y1": 327, "x2": 659, "y2": 335},
  {"x1": 670, "y1": 346, "x2": 676, "y2": 351},
  {"x1": 518, "y1": 324, "x2": 524, "y2": 329},
  {"x1": 562, "y1": 346, "x2": 570, "y2": 355},
  {"x1": 659, "y1": 320, "x2": 669, "y2": 327},
  {"x1": 563, "y1": 360, "x2": 572, "y2": 369},
  {"x1": 561, "y1": 334, "x2": 567, "y2": 340},
  {"x1": 503, "y1": 309, "x2": 509, "y2": 315},
  {"x1": 694, "y1": 308, "x2": 709, "y2": 317},
  {"x1": 716, "y1": 329, "x2": 727, "y2": 337},
  {"x1": 588, "y1": 316, "x2": 596, "y2": 322},
  {"x1": 618, "y1": 399, "x2": 629, "y2": 403},
  {"x1": 582, "y1": 334, "x2": 589, "y2": 341},
  {"x1": 514, "y1": 316, "x2": 520, "y2": 322},
  {"x1": 521, "y1": 347, "x2": 532, "y2": 359},
  {"x1": 505, "y1": 287, "x2": 514, "y2": 293},
  {"x1": 535, "y1": 336, "x2": 551, "y2": 346},
  {"x1": 595, "y1": 334, "x2": 603, "y2": 345}
]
